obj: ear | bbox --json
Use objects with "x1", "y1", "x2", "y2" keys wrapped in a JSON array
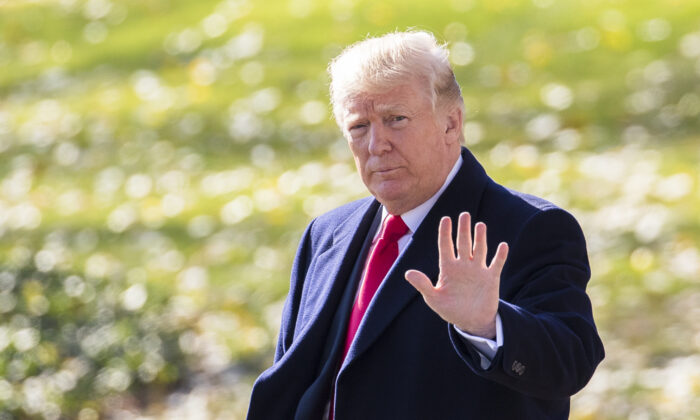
[{"x1": 443, "y1": 105, "x2": 463, "y2": 145}]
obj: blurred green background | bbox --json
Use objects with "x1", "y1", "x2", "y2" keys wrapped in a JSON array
[{"x1": 0, "y1": 0, "x2": 698, "y2": 418}]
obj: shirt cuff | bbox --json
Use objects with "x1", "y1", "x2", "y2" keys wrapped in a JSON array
[{"x1": 453, "y1": 314, "x2": 503, "y2": 369}]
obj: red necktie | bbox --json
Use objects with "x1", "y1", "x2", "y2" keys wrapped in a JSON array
[
  {"x1": 330, "y1": 214, "x2": 408, "y2": 420},
  {"x1": 341, "y1": 214, "x2": 409, "y2": 359}
]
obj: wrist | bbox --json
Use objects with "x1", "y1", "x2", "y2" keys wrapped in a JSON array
[{"x1": 455, "y1": 317, "x2": 497, "y2": 340}]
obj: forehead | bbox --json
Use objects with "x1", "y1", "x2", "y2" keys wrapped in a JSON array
[{"x1": 340, "y1": 83, "x2": 432, "y2": 120}]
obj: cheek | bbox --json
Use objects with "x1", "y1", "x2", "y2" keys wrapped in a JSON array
[
  {"x1": 348, "y1": 139, "x2": 368, "y2": 161},
  {"x1": 347, "y1": 143, "x2": 369, "y2": 176},
  {"x1": 346, "y1": 135, "x2": 361, "y2": 151}
]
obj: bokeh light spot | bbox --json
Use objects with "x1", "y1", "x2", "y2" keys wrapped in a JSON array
[
  {"x1": 121, "y1": 284, "x2": 147, "y2": 311},
  {"x1": 450, "y1": 42, "x2": 475, "y2": 66},
  {"x1": 220, "y1": 196, "x2": 253, "y2": 225}
]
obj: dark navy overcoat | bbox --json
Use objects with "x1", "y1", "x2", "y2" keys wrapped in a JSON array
[{"x1": 248, "y1": 147, "x2": 604, "y2": 419}]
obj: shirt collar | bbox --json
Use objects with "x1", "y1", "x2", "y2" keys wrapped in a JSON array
[{"x1": 380, "y1": 153, "x2": 463, "y2": 235}]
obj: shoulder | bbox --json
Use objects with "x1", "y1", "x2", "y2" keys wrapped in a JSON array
[
  {"x1": 306, "y1": 196, "x2": 376, "y2": 239},
  {"x1": 476, "y1": 182, "x2": 591, "y2": 287},
  {"x1": 477, "y1": 181, "x2": 586, "y2": 253},
  {"x1": 503, "y1": 187, "x2": 582, "y2": 232},
  {"x1": 481, "y1": 181, "x2": 562, "y2": 221},
  {"x1": 504, "y1": 188, "x2": 558, "y2": 212}
]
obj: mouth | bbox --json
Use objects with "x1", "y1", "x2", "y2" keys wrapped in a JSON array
[{"x1": 373, "y1": 167, "x2": 402, "y2": 175}]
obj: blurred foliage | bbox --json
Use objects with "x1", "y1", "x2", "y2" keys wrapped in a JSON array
[{"x1": 0, "y1": 0, "x2": 698, "y2": 418}]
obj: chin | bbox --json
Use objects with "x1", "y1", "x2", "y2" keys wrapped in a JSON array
[
  {"x1": 371, "y1": 183, "x2": 405, "y2": 200},
  {"x1": 374, "y1": 192, "x2": 414, "y2": 214}
]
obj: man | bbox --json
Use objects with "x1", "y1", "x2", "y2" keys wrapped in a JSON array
[{"x1": 248, "y1": 31, "x2": 604, "y2": 419}]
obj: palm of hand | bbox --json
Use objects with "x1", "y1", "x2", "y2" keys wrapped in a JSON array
[{"x1": 405, "y1": 212, "x2": 509, "y2": 339}]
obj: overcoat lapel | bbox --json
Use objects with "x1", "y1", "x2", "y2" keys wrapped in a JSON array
[
  {"x1": 341, "y1": 147, "x2": 490, "y2": 369},
  {"x1": 293, "y1": 209, "x2": 383, "y2": 420},
  {"x1": 318, "y1": 208, "x2": 382, "y2": 368},
  {"x1": 293, "y1": 198, "x2": 381, "y2": 353}
]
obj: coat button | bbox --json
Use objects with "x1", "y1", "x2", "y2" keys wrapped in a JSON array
[{"x1": 511, "y1": 360, "x2": 526, "y2": 376}]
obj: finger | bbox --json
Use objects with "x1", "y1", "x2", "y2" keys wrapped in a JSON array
[
  {"x1": 456, "y1": 212, "x2": 472, "y2": 259},
  {"x1": 489, "y1": 242, "x2": 509, "y2": 275},
  {"x1": 472, "y1": 222, "x2": 488, "y2": 264},
  {"x1": 438, "y1": 216, "x2": 456, "y2": 261},
  {"x1": 404, "y1": 269, "x2": 436, "y2": 300}
]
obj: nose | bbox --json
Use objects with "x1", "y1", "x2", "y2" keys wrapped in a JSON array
[{"x1": 367, "y1": 122, "x2": 392, "y2": 156}]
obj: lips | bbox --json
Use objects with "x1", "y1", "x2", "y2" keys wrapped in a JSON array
[{"x1": 373, "y1": 167, "x2": 402, "y2": 175}]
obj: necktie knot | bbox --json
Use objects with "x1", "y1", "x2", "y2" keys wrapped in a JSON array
[{"x1": 380, "y1": 214, "x2": 408, "y2": 243}]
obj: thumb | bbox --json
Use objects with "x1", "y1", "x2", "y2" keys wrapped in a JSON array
[{"x1": 405, "y1": 269, "x2": 436, "y2": 299}]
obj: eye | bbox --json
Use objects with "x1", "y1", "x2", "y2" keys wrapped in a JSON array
[
  {"x1": 388, "y1": 115, "x2": 408, "y2": 126},
  {"x1": 348, "y1": 122, "x2": 368, "y2": 134}
]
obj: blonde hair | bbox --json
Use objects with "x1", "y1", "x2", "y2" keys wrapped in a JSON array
[{"x1": 328, "y1": 30, "x2": 465, "y2": 123}]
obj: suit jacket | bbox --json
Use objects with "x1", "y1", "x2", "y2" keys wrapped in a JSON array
[{"x1": 248, "y1": 147, "x2": 605, "y2": 419}]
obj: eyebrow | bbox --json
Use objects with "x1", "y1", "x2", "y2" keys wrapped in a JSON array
[
  {"x1": 344, "y1": 102, "x2": 409, "y2": 120},
  {"x1": 373, "y1": 102, "x2": 409, "y2": 114}
]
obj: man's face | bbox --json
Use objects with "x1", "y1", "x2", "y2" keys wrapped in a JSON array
[{"x1": 339, "y1": 82, "x2": 461, "y2": 215}]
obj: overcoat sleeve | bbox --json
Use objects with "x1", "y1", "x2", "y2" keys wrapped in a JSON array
[{"x1": 449, "y1": 207, "x2": 605, "y2": 399}]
